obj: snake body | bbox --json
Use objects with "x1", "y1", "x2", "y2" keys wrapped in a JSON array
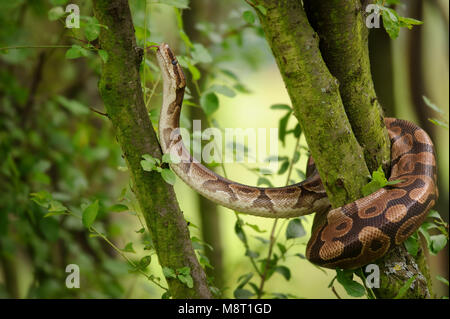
[{"x1": 156, "y1": 43, "x2": 438, "y2": 269}]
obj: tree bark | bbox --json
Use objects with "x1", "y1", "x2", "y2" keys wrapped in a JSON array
[
  {"x1": 253, "y1": 0, "x2": 431, "y2": 298},
  {"x1": 303, "y1": 0, "x2": 391, "y2": 173},
  {"x1": 92, "y1": 0, "x2": 211, "y2": 299},
  {"x1": 254, "y1": 0, "x2": 370, "y2": 209}
]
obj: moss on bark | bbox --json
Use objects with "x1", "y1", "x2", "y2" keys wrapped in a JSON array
[
  {"x1": 254, "y1": 0, "x2": 431, "y2": 298},
  {"x1": 254, "y1": 0, "x2": 370, "y2": 208},
  {"x1": 92, "y1": 0, "x2": 211, "y2": 299},
  {"x1": 303, "y1": 0, "x2": 391, "y2": 173}
]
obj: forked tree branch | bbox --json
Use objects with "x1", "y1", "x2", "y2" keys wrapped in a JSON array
[{"x1": 253, "y1": 0, "x2": 431, "y2": 298}]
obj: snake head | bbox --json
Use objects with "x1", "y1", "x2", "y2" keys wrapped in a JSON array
[{"x1": 156, "y1": 43, "x2": 186, "y2": 89}]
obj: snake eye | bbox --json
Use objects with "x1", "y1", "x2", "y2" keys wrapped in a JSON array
[{"x1": 171, "y1": 59, "x2": 177, "y2": 65}]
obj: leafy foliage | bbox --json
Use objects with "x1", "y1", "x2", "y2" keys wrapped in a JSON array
[
  {"x1": 374, "y1": 1, "x2": 423, "y2": 39},
  {"x1": 0, "y1": 0, "x2": 447, "y2": 300}
]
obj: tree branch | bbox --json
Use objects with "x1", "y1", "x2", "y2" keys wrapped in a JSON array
[
  {"x1": 254, "y1": 0, "x2": 370, "y2": 207},
  {"x1": 92, "y1": 0, "x2": 211, "y2": 299},
  {"x1": 254, "y1": 0, "x2": 432, "y2": 298},
  {"x1": 303, "y1": 0, "x2": 391, "y2": 173}
]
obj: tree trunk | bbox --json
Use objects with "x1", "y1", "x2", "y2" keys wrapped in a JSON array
[
  {"x1": 92, "y1": 0, "x2": 211, "y2": 299},
  {"x1": 253, "y1": 0, "x2": 431, "y2": 298},
  {"x1": 303, "y1": 0, "x2": 391, "y2": 173}
]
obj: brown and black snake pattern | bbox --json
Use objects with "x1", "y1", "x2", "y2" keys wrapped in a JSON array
[{"x1": 155, "y1": 43, "x2": 438, "y2": 269}]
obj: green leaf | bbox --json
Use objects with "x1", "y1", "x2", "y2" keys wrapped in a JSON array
[
  {"x1": 233, "y1": 83, "x2": 251, "y2": 94},
  {"x1": 55, "y1": 95, "x2": 89, "y2": 115},
  {"x1": 65, "y1": 45, "x2": 89, "y2": 59},
  {"x1": 48, "y1": 6, "x2": 65, "y2": 21},
  {"x1": 139, "y1": 256, "x2": 152, "y2": 269},
  {"x1": 245, "y1": 222, "x2": 266, "y2": 233},
  {"x1": 436, "y1": 275, "x2": 449, "y2": 286},
  {"x1": 245, "y1": 249, "x2": 259, "y2": 258},
  {"x1": 292, "y1": 123, "x2": 301, "y2": 138},
  {"x1": 108, "y1": 204, "x2": 128, "y2": 212},
  {"x1": 200, "y1": 92, "x2": 219, "y2": 115},
  {"x1": 191, "y1": 43, "x2": 212, "y2": 64},
  {"x1": 398, "y1": 16, "x2": 423, "y2": 29},
  {"x1": 198, "y1": 254, "x2": 213, "y2": 268},
  {"x1": 234, "y1": 288, "x2": 254, "y2": 299},
  {"x1": 161, "y1": 168, "x2": 176, "y2": 185},
  {"x1": 372, "y1": 165, "x2": 388, "y2": 184},
  {"x1": 382, "y1": 7, "x2": 400, "y2": 39},
  {"x1": 30, "y1": 190, "x2": 52, "y2": 207},
  {"x1": 162, "y1": 266, "x2": 176, "y2": 279},
  {"x1": 254, "y1": 236, "x2": 269, "y2": 244},
  {"x1": 296, "y1": 169, "x2": 306, "y2": 180},
  {"x1": 220, "y1": 69, "x2": 239, "y2": 81},
  {"x1": 286, "y1": 218, "x2": 306, "y2": 239},
  {"x1": 394, "y1": 276, "x2": 416, "y2": 299},
  {"x1": 428, "y1": 209, "x2": 442, "y2": 219},
  {"x1": 278, "y1": 111, "x2": 291, "y2": 146},
  {"x1": 274, "y1": 265, "x2": 291, "y2": 281},
  {"x1": 237, "y1": 273, "x2": 253, "y2": 289},
  {"x1": 255, "y1": 5, "x2": 267, "y2": 16},
  {"x1": 270, "y1": 104, "x2": 291, "y2": 111},
  {"x1": 428, "y1": 118, "x2": 449, "y2": 129},
  {"x1": 336, "y1": 269, "x2": 365, "y2": 297},
  {"x1": 362, "y1": 180, "x2": 383, "y2": 197},
  {"x1": 82, "y1": 200, "x2": 99, "y2": 228},
  {"x1": 430, "y1": 234, "x2": 447, "y2": 254},
  {"x1": 178, "y1": 274, "x2": 194, "y2": 288},
  {"x1": 208, "y1": 85, "x2": 236, "y2": 98},
  {"x1": 277, "y1": 243, "x2": 287, "y2": 255},
  {"x1": 277, "y1": 160, "x2": 289, "y2": 175},
  {"x1": 43, "y1": 211, "x2": 67, "y2": 218},
  {"x1": 161, "y1": 291, "x2": 171, "y2": 299},
  {"x1": 423, "y1": 96, "x2": 445, "y2": 114},
  {"x1": 84, "y1": 17, "x2": 101, "y2": 41},
  {"x1": 140, "y1": 154, "x2": 158, "y2": 171},
  {"x1": 187, "y1": 62, "x2": 201, "y2": 81},
  {"x1": 234, "y1": 219, "x2": 247, "y2": 244},
  {"x1": 362, "y1": 166, "x2": 390, "y2": 196},
  {"x1": 155, "y1": 0, "x2": 189, "y2": 9},
  {"x1": 257, "y1": 177, "x2": 273, "y2": 187},
  {"x1": 162, "y1": 153, "x2": 173, "y2": 164},
  {"x1": 122, "y1": 242, "x2": 136, "y2": 253},
  {"x1": 243, "y1": 10, "x2": 255, "y2": 24},
  {"x1": 98, "y1": 49, "x2": 108, "y2": 63},
  {"x1": 404, "y1": 234, "x2": 419, "y2": 257},
  {"x1": 48, "y1": 200, "x2": 67, "y2": 213},
  {"x1": 179, "y1": 29, "x2": 194, "y2": 49}
]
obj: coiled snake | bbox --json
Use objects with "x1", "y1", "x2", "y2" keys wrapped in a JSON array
[{"x1": 155, "y1": 43, "x2": 438, "y2": 269}]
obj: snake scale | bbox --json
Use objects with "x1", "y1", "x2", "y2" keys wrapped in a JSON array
[{"x1": 155, "y1": 43, "x2": 438, "y2": 269}]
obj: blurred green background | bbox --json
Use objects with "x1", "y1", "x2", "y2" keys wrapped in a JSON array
[{"x1": 0, "y1": 0, "x2": 448, "y2": 299}]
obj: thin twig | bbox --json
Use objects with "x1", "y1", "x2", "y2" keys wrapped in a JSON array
[
  {"x1": 257, "y1": 134, "x2": 301, "y2": 298},
  {"x1": 145, "y1": 74, "x2": 161, "y2": 109},
  {"x1": 0, "y1": 45, "x2": 72, "y2": 51},
  {"x1": 68, "y1": 212, "x2": 167, "y2": 291},
  {"x1": 244, "y1": 0, "x2": 256, "y2": 8},
  {"x1": 89, "y1": 107, "x2": 108, "y2": 117},
  {"x1": 256, "y1": 218, "x2": 278, "y2": 298},
  {"x1": 331, "y1": 286, "x2": 342, "y2": 299}
]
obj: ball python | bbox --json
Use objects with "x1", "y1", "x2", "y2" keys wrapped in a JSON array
[{"x1": 155, "y1": 43, "x2": 438, "y2": 269}]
